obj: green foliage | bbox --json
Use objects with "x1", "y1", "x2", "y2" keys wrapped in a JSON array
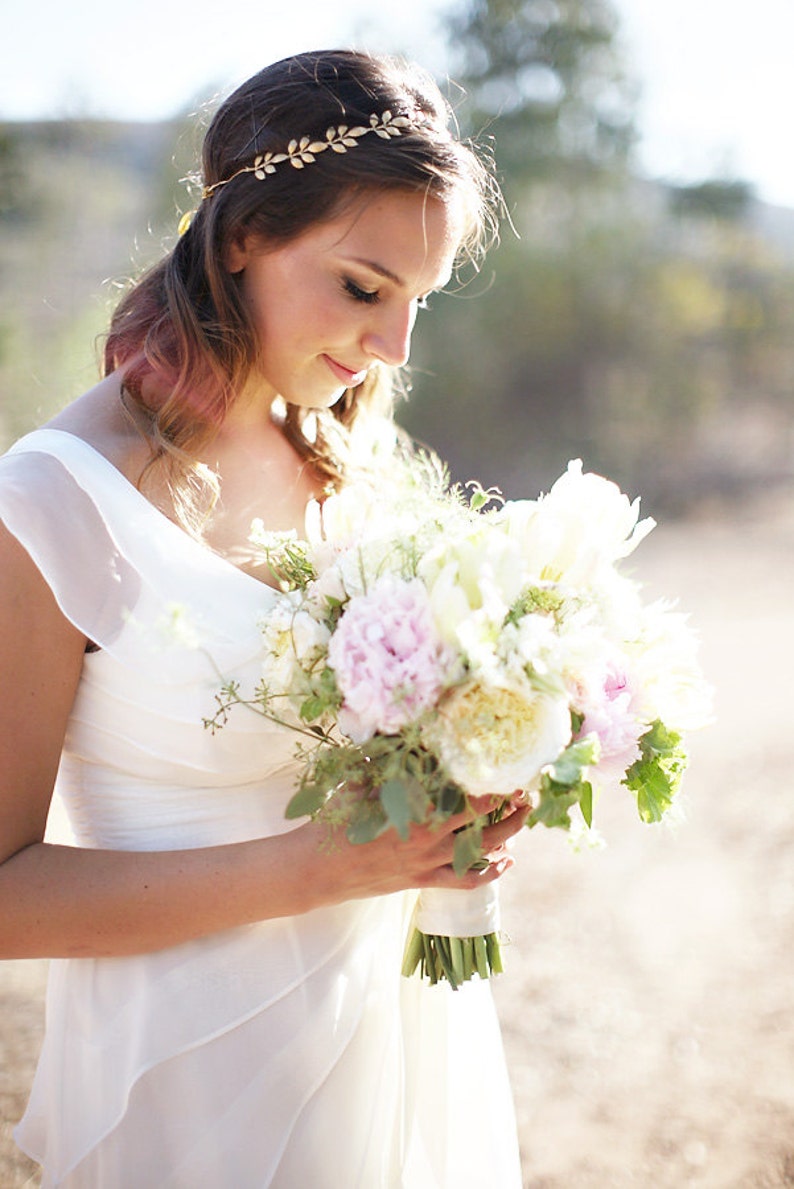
[
  {"x1": 0, "y1": 126, "x2": 28, "y2": 220},
  {"x1": 453, "y1": 819, "x2": 485, "y2": 876},
  {"x1": 623, "y1": 720, "x2": 687, "y2": 823},
  {"x1": 0, "y1": 117, "x2": 192, "y2": 449},
  {"x1": 446, "y1": 0, "x2": 636, "y2": 177},
  {"x1": 505, "y1": 584, "x2": 565, "y2": 626},
  {"x1": 402, "y1": 165, "x2": 794, "y2": 509},
  {"x1": 528, "y1": 734, "x2": 599, "y2": 829},
  {"x1": 380, "y1": 777, "x2": 431, "y2": 840},
  {"x1": 299, "y1": 666, "x2": 342, "y2": 724},
  {"x1": 250, "y1": 533, "x2": 317, "y2": 592},
  {"x1": 669, "y1": 179, "x2": 754, "y2": 222}
]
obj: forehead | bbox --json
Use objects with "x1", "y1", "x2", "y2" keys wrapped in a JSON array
[{"x1": 296, "y1": 190, "x2": 465, "y2": 292}]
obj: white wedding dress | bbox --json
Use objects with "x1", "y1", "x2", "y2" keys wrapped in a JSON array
[{"x1": 1, "y1": 429, "x2": 522, "y2": 1188}]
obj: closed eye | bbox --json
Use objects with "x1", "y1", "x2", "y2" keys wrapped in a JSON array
[{"x1": 342, "y1": 277, "x2": 380, "y2": 305}]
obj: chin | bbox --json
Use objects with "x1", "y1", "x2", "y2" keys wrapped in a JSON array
[{"x1": 304, "y1": 386, "x2": 349, "y2": 410}]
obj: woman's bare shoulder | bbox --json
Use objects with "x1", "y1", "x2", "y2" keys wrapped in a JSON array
[{"x1": 46, "y1": 373, "x2": 150, "y2": 485}]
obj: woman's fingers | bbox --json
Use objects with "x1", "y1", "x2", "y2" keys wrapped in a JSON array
[
  {"x1": 427, "y1": 788, "x2": 529, "y2": 836},
  {"x1": 482, "y1": 802, "x2": 530, "y2": 848},
  {"x1": 423, "y1": 849, "x2": 515, "y2": 890},
  {"x1": 322, "y1": 787, "x2": 530, "y2": 898}
]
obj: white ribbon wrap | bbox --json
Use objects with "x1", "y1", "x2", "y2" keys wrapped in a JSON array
[{"x1": 413, "y1": 881, "x2": 501, "y2": 938}]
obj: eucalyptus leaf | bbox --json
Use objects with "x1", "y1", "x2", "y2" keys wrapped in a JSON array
[
  {"x1": 380, "y1": 779, "x2": 413, "y2": 840},
  {"x1": 452, "y1": 822, "x2": 483, "y2": 876},
  {"x1": 285, "y1": 783, "x2": 328, "y2": 820},
  {"x1": 346, "y1": 805, "x2": 388, "y2": 844}
]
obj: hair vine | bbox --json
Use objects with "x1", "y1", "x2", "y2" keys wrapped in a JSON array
[{"x1": 201, "y1": 111, "x2": 424, "y2": 200}]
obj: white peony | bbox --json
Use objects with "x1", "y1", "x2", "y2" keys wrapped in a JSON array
[
  {"x1": 499, "y1": 460, "x2": 655, "y2": 588},
  {"x1": 422, "y1": 679, "x2": 572, "y2": 798},
  {"x1": 419, "y1": 523, "x2": 527, "y2": 647},
  {"x1": 630, "y1": 600, "x2": 714, "y2": 731}
]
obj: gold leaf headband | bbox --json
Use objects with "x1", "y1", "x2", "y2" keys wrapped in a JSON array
[{"x1": 201, "y1": 110, "x2": 416, "y2": 200}]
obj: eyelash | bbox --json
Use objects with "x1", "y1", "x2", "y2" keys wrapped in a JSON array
[
  {"x1": 341, "y1": 277, "x2": 432, "y2": 310},
  {"x1": 342, "y1": 278, "x2": 380, "y2": 305}
]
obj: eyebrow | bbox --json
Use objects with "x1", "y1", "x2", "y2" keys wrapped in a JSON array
[
  {"x1": 346, "y1": 257, "x2": 455, "y2": 294},
  {"x1": 346, "y1": 257, "x2": 406, "y2": 288}
]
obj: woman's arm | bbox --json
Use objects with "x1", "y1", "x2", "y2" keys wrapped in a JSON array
[{"x1": 0, "y1": 525, "x2": 527, "y2": 959}]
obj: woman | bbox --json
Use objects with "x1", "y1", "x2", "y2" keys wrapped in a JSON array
[{"x1": 0, "y1": 50, "x2": 525, "y2": 1186}]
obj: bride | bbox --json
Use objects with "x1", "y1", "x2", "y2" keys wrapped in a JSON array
[{"x1": 0, "y1": 49, "x2": 526, "y2": 1186}]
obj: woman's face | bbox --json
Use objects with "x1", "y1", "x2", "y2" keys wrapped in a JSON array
[{"x1": 228, "y1": 190, "x2": 464, "y2": 409}]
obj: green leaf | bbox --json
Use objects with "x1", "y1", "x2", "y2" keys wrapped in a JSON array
[
  {"x1": 437, "y1": 782, "x2": 466, "y2": 817},
  {"x1": 549, "y1": 735, "x2": 600, "y2": 786},
  {"x1": 528, "y1": 773, "x2": 580, "y2": 830},
  {"x1": 299, "y1": 695, "x2": 326, "y2": 722},
  {"x1": 452, "y1": 822, "x2": 484, "y2": 876},
  {"x1": 380, "y1": 779, "x2": 412, "y2": 840},
  {"x1": 623, "y1": 720, "x2": 688, "y2": 823},
  {"x1": 580, "y1": 780, "x2": 593, "y2": 828},
  {"x1": 346, "y1": 803, "x2": 388, "y2": 844},
  {"x1": 285, "y1": 782, "x2": 328, "y2": 820}
]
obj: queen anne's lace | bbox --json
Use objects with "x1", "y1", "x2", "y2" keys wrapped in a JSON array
[{"x1": 202, "y1": 111, "x2": 415, "y2": 199}]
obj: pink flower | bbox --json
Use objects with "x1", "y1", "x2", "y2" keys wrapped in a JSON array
[
  {"x1": 327, "y1": 575, "x2": 452, "y2": 742},
  {"x1": 577, "y1": 664, "x2": 643, "y2": 787}
]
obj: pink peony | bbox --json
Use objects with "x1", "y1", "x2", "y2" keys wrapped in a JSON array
[
  {"x1": 577, "y1": 664, "x2": 644, "y2": 787},
  {"x1": 327, "y1": 575, "x2": 452, "y2": 742}
]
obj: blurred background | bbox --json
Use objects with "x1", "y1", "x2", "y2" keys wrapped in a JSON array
[
  {"x1": 1, "y1": 2, "x2": 793, "y2": 1186},
  {"x1": 2, "y1": 0, "x2": 794, "y2": 512}
]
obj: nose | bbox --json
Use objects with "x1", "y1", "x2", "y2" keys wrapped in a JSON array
[{"x1": 362, "y1": 302, "x2": 417, "y2": 368}]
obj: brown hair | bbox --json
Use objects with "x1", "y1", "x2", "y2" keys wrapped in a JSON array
[{"x1": 104, "y1": 50, "x2": 500, "y2": 521}]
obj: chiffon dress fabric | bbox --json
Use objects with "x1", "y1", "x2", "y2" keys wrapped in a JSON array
[{"x1": 1, "y1": 428, "x2": 522, "y2": 1188}]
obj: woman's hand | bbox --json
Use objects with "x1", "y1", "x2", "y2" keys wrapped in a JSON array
[{"x1": 295, "y1": 791, "x2": 530, "y2": 909}]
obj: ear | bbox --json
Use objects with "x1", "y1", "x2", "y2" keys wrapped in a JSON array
[{"x1": 224, "y1": 232, "x2": 252, "y2": 275}]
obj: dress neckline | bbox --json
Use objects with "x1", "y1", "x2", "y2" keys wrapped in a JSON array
[{"x1": 12, "y1": 427, "x2": 288, "y2": 598}]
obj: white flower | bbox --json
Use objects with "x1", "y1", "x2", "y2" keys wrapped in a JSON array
[
  {"x1": 631, "y1": 600, "x2": 713, "y2": 730},
  {"x1": 498, "y1": 613, "x2": 564, "y2": 685},
  {"x1": 290, "y1": 608, "x2": 332, "y2": 664},
  {"x1": 499, "y1": 460, "x2": 655, "y2": 588},
  {"x1": 418, "y1": 523, "x2": 526, "y2": 648},
  {"x1": 304, "y1": 563, "x2": 347, "y2": 613},
  {"x1": 422, "y1": 680, "x2": 572, "y2": 798},
  {"x1": 304, "y1": 485, "x2": 379, "y2": 570},
  {"x1": 259, "y1": 594, "x2": 303, "y2": 701}
]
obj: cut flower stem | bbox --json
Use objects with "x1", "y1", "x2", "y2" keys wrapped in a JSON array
[{"x1": 401, "y1": 928, "x2": 503, "y2": 990}]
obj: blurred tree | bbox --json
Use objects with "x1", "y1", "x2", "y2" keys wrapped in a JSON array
[
  {"x1": 398, "y1": 0, "x2": 794, "y2": 511},
  {"x1": 669, "y1": 179, "x2": 754, "y2": 222},
  {"x1": 0, "y1": 126, "x2": 28, "y2": 220},
  {"x1": 446, "y1": 0, "x2": 636, "y2": 178}
]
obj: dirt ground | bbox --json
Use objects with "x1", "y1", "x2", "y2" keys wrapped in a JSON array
[{"x1": 1, "y1": 492, "x2": 793, "y2": 1188}]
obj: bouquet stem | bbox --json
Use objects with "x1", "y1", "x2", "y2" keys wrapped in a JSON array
[
  {"x1": 401, "y1": 927, "x2": 503, "y2": 989},
  {"x1": 401, "y1": 881, "x2": 504, "y2": 989}
]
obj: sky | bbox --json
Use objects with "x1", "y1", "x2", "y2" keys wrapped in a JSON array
[{"x1": 1, "y1": 0, "x2": 793, "y2": 208}]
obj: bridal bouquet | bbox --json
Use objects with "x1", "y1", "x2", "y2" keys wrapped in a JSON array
[{"x1": 206, "y1": 453, "x2": 711, "y2": 988}]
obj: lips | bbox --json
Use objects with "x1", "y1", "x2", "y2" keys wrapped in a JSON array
[{"x1": 323, "y1": 355, "x2": 368, "y2": 387}]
